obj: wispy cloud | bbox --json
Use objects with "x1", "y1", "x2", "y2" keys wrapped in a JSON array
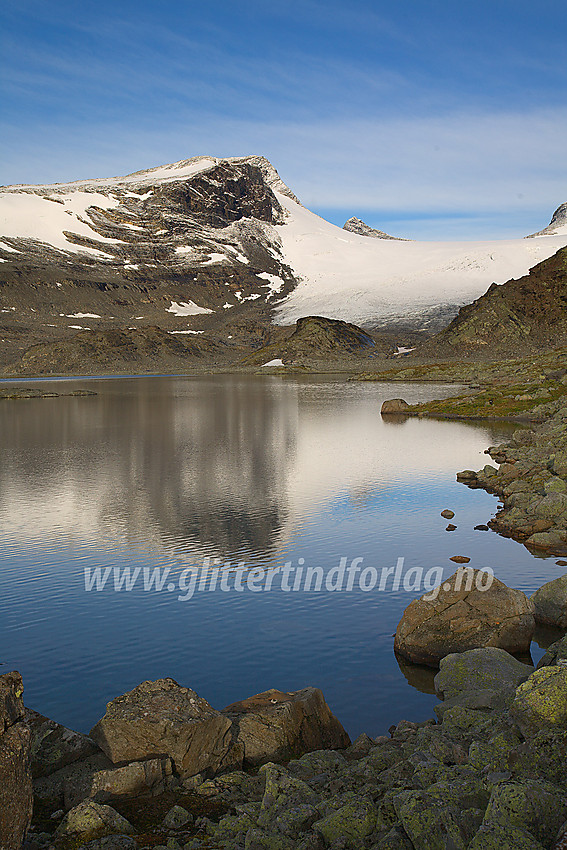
[{"x1": 1, "y1": 1, "x2": 566, "y2": 239}]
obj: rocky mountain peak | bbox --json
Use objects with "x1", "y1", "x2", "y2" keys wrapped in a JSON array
[
  {"x1": 526, "y1": 202, "x2": 567, "y2": 238},
  {"x1": 342, "y1": 216, "x2": 407, "y2": 240}
]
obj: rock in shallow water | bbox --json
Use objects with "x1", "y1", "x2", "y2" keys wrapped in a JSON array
[
  {"x1": 394, "y1": 569, "x2": 535, "y2": 666},
  {"x1": 381, "y1": 398, "x2": 410, "y2": 414}
]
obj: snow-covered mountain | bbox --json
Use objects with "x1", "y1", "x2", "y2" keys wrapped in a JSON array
[{"x1": 1, "y1": 155, "x2": 566, "y2": 353}]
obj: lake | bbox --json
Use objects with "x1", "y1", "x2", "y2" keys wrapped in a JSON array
[{"x1": 0, "y1": 374, "x2": 560, "y2": 739}]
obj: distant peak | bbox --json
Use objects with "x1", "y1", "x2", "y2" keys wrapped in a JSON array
[
  {"x1": 526, "y1": 202, "x2": 567, "y2": 238},
  {"x1": 342, "y1": 217, "x2": 408, "y2": 241}
]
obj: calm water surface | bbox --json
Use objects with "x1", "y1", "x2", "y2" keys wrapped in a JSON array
[{"x1": 0, "y1": 375, "x2": 560, "y2": 738}]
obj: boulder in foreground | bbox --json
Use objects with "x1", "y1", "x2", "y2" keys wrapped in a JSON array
[
  {"x1": 394, "y1": 569, "x2": 535, "y2": 666},
  {"x1": 90, "y1": 678, "x2": 241, "y2": 778},
  {"x1": 222, "y1": 687, "x2": 350, "y2": 768},
  {"x1": 0, "y1": 671, "x2": 33, "y2": 850},
  {"x1": 510, "y1": 666, "x2": 567, "y2": 737}
]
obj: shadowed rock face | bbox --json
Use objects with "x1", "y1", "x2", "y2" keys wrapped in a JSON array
[
  {"x1": 0, "y1": 672, "x2": 33, "y2": 850},
  {"x1": 420, "y1": 246, "x2": 567, "y2": 356}
]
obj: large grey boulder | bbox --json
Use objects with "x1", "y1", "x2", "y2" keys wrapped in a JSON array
[
  {"x1": 434, "y1": 647, "x2": 533, "y2": 703},
  {"x1": 25, "y1": 707, "x2": 100, "y2": 778},
  {"x1": 222, "y1": 687, "x2": 350, "y2": 768},
  {"x1": 531, "y1": 573, "x2": 567, "y2": 628},
  {"x1": 395, "y1": 570, "x2": 535, "y2": 666},
  {"x1": 90, "y1": 678, "x2": 241, "y2": 778},
  {"x1": 0, "y1": 672, "x2": 33, "y2": 850},
  {"x1": 510, "y1": 666, "x2": 567, "y2": 737}
]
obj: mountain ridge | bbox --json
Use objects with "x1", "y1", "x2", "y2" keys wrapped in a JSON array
[{"x1": 1, "y1": 154, "x2": 567, "y2": 373}]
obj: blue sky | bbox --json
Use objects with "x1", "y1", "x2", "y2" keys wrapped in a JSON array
[{"x1": 1, "y1": 0, "x2": 566, "y2": 239}]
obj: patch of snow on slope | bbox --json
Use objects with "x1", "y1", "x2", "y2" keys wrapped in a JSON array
[
  {"x1": 273, "y1": 193, "x2": 567, "y2": 326},
  {"x1": 67, "y1": 313, "x2": 101, "y2": 319},
  {"x1": 202, "y1": 252, "x2": 227, "y2": 265},
  {"x1": 0, "y1": 192, "x2": 122, "y2": 256},
  {"x1": 257, "y1": 272, "x2": 285, "y2": 294},
  {"x1": 261, "y1": 359, "x2": 284, "y2": 367},
  {"x1": 167, "y1": 301, "x2": 214, "y2": 316}
]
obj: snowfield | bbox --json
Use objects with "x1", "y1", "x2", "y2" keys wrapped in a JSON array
[{"x1": 273, "y1": 193, "x2": 567, "y2": 327}]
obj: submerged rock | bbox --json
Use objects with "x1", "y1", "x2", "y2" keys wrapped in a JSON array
[{"x1": 394, "y1": 570, "x2": 535, "y2": 666}]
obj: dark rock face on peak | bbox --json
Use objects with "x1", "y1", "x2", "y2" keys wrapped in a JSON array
[
  {"x1": 342, "y1": 216, "x2": 407, "y2": 240},
  {"x1": 526, "y1": 202, "x2": 567, "y2": 237},
  {"x1": 159, "y1": 161, "x2": 283, "y2": 228},
  {"x1": 420, "y1": 246, "x2": 567, "y2": 357}
]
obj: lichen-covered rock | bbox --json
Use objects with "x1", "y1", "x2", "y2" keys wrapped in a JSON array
[
  {"x1": 162, "y1": 805, "x2": 191, "y2": 829},
  {"x1": 434, "y1": 647, "x2": 533, "y2": 701},
  {"x1": 510, "y1": 666, "x2": 567, "y2": 736},
  {"x1": 479, "y1": 780, "x2": 567, "y2": 847},
  {"x1": 257, "y1": 763, "x2": 319, "y2": 832},
  {"x1": 314, "y1": 799, "x2": 378, "y2": 847},
  {"x1": 80, "y1": 837, "x2": 138, "y2": 850},
  {"x1": 468, "y1": 821, "x2": 546, "y2": 850},
  {"x1": 393, "y1": 790, "x2": 476, "y2": 849},
  {"x1": 90, "y1": 678, "x2": 241, "y2": 778},
  {"x1": 56, "y1": 801, "x2": 134, "y2": 838},
  {"x1": 395, "y1": 570, "x2": 535, "y2": 666},
  {"x1": 0, "y1": 671, "x2": 33, "y2": 850},
  {"x1": 222, "y1": 687, "x2": 350, "y2": 768},
  {"x1": 531, "y1": 573, "x2": 567, "y2": 628}
]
